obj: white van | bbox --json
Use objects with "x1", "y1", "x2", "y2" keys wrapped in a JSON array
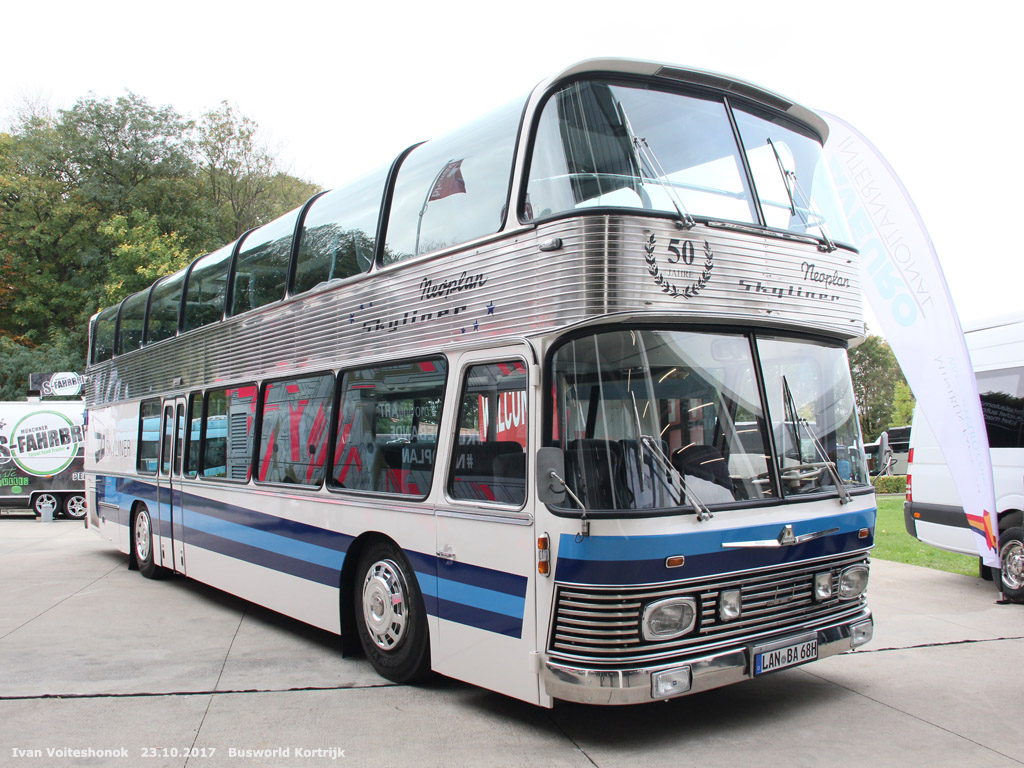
[{"x1": 904, "y1": 315, "x2": 1024, "y2": 600}]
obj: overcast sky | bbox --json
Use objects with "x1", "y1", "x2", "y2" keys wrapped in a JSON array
[{"x1": 4, "y1": 0, "x2": 1020, "y2": 326}]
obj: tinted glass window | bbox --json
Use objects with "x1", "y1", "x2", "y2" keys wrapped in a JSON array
[
  {"x1": 147, "y1": 268, "x2": 186, "y2": 344},
  {"x1": 137, "y1": 399, "x2": 161, "y2": 474},
  {"x1": 230, "y1": 210, "x2": 298, "y2": 316},
  {"x1": 449, "y1": 361, "x2": 528, "y2": 506},
  {"x1": 202, "y1": 385, "x2": 256, "y2": 481},
  {"x1": 526, "y1": 81, "x2": 756, "y2": 224},
  {"x1": 384, "y1": 100, "x2": 522, "y2": 263},
  {"x1": 331, "y1": 359, "x2": 447, "y2": 495},
  {"x1": 183, "y1": 244, "x2": 232, "y2": 332},
  {"x1": 92, "y1": 306, "x2": 118, "y2": 363},
  {"x1": 185, "y1": 393, "x2": 201, "y2": 477},
  {"x1": 256, "y1": 373, "x2": 335, "y2": 486},
  {"x1": 977, "y1": 367, "x2": 1024, "y2": 449},
  {"x1": 294, "y1": 171, "x2": 386, "y2": 293},
  {"x1": 118, "y1": 290, "x2": 149, "y2": 354}
]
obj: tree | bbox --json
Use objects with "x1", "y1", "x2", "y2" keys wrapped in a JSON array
[
  {"x1": 892, "y1": 381, "x2": 916, "y2": 426},
  {"x1": 848, "y1": 335, "x2": 909, "y2": 441}
]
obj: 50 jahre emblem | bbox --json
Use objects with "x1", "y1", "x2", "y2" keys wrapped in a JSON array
[{"x1": 644, "y1": 233, "x2": 714, "y2": 299}]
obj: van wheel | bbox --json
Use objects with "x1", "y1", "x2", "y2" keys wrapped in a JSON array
[
  {"x1": 132, "y1": 506, "x2": 166, "y2": 580},
  {"x1": 998, "y1": 527, "x2": 1024, "y2": 603},
  {"x1": 354, "y1": 541, "x2": 430, "y2": 683}
]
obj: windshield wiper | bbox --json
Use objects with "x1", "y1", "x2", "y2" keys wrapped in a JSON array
[
  {"x1": 766, "y1": 138, "x2": 836, "y2": 252},
  {"x1": 639, "y1": 434, "x2": 713, "y2": 521},
  {"x1": 616, "y1": 102, "x2": 696, "y2": 230},
  {"x1": 781, "y1": 376, "x2": 850, "y2": 505}
]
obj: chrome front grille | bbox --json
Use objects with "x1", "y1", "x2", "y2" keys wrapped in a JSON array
[{"x1": 549, "y1": 551, "x2": 870, "y2": 665}]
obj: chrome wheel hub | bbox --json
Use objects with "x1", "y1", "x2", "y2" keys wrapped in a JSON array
[
  {"x1": 1002, "y1": 538, "x2": 1024, "y2": 591},
  {"x1": 362, "y1": 560, "x2": 408, "y2": 651},
  {"x1": 135, "y1": 511, "x2": 151, "y2": 562}
]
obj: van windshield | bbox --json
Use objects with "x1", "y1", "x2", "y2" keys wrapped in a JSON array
[{"x1": 547, "y1": 328, "x2": 868, "y2": 514}]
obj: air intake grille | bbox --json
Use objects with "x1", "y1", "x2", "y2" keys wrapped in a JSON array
[{"x1": 549, "y1": 551, "x2": 869, "y2": 666}]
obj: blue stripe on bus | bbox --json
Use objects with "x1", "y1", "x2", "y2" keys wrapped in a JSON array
[
  {"x1": 435, "y1": 598, "x2": 524, "y2": 638},
  {"x1": 417, "y1": 573, "x2": 526, "y2": 619},
  {"x1": 183, "y1": 526, "x2": 341, "y2": 587},
  {"x1": 555, "y1": 509, "x2": 875, "y2": 584},
  {"x1": 184, "y1": 509, "x2": 345, "y2": 571},
  {"x1": 97, "y1": 474, "x2": 527, "y2": 638}
]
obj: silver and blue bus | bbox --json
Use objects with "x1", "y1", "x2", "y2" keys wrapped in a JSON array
[{"x1": 85, "y1": 58, "x2": 875, "y2": 706}]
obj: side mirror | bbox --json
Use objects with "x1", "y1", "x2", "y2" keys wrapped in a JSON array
[
  {"x1": 879, "y1": 431, "x2": 890, "y2": 457},
  {"x1": 536, "y1": 447, "x2": 567, "y2": 505}
]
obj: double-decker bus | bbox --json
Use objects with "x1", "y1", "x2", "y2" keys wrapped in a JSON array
[{"x1": 84, "y1": 58, "x2": 875, "y2": 706}]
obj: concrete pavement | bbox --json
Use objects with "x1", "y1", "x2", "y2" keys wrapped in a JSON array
[{"x1": 1, "y1": 513, "x2": 1021, "y2": 767}]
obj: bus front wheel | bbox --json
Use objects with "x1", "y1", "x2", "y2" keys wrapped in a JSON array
[
  {"x1": 998, "y1": 527, "x2": 1024, "y2": 603},
  {"x1": 354, "y1": 541, "x2": 430, "y2": 684},
  {"x1": 132, "y1": 506, "x2": 166, "y2": 580}
]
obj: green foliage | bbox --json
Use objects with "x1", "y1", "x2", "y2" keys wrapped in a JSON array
[
  {"x1": 872, "y1": 475, "x2": 907, "y2": 494},
  {"x1": 849, "y1": 335, "x2": 909, "y2": 441},
  {"x1": 0, "y1": 91, "x2": 322, "y2": 382},
  {"x1": 0, "y1": 335, "x2": 83, "y2": 400},
  {"x1": 892, "y1": 381, "x2": 915, "y2": 426},
  {"x1": 97, "y1": 211, "x2": 193, "y2": 306}
]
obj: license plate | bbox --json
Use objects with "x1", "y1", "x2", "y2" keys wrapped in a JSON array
[{"x1": 752, "y1": 636, "x2": 818, "y2": 676}]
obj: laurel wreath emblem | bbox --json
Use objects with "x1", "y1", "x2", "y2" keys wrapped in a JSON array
[{"x1": 644, "y1": 234, "x2": 714, "y2": 299}]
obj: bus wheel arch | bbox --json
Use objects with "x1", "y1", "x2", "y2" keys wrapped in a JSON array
[{"x1": 347, "y1": 534, "x2": 431, "y2": 683}]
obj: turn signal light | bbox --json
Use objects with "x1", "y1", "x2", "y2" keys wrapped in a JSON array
[{"x1": 538, "y1": 533, "x2": 550, "y2": 577}]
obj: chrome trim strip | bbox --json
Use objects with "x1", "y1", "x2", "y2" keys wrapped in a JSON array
[{"x1": 542, "y1": 610, "x2": 871, "y2": 705}]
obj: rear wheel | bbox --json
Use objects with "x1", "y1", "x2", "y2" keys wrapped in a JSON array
[
  {"x1": 133, "y1": 506, "x2": 166, "y2": 579},
  {"x1": 354, "y1": 541, "x2": 430, "y2": 683},
  {"x1": 63, "y1": 494, "x2": 87, "y2": 520},
  {"x1": 998, "y1": 527, "x2": 1024, "y2": 603}
]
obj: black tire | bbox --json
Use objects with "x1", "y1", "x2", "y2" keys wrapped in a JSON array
[
  {"x1": 998, "y1": 526, "x2": 1024, "y2": 603},
  {"x1": 63, "y1": 494, "x2": 87, "y2": 520},
  {"x1": 354, "y1": 541, "x2": 430, "y2": 683},
  {"x1": 979, "y1": 557, "x2": 994, "y2": 581},
  {"x1": 132, "y1": 506, "x2": 166, "y2": 579}
]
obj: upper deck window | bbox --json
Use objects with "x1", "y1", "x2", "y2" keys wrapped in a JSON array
[
  {"x1": 230, "y1": 209, "x2": 299, "y2": 316},
  {"x1": 293, "y1": 168, "x2": 386, "y2": 293},
  {"x1": 91, "y1": 305, "x2": 119, "y2": 364},
  {"x1": 117, "y1": 289, "x2": 149, "y2": 354},
  {"x1": 383, "y1": 100, "x2": 522, "y2": 264},
  {"x1": 183, "y1": 244, "x2": 232, "y2": 333},
  {"x1": 526, "y1": 81, "x2": 758, "y2": 225},
  {"x1": 146, "y1": 268, "x2": 187, "y2": 344},
  {"x1": 733, "y1": 107, "x2": 852, "y2": 244}
]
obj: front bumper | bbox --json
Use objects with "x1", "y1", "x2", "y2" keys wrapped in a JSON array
[{"x1": 542, "y1": 610, "x2": 873, "y2": 705}]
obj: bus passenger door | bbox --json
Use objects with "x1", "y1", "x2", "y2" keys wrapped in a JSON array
[
  {"x1": 156, "y1": 398, "x2": 187, "y2": 574},
  {"x1": 433, "y1": 351, "x2": 540, "y2": 705}
]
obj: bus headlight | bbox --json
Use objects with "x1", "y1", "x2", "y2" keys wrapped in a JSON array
[
  {"x1": 813, "y1": 572, "x2": 833, "y2": 601},
  {"x1": 839, "y1": 565, "x2": 869, "y2": 599},
  {"x1": 642, "y1": 597, "x2": 697, "y2": 640}
]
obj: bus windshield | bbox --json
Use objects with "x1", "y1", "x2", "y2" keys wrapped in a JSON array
[
  {"x1": 525, "y1": 79, "x2": 851, "y2": 244},
  {"x1": 547, "y1": 328, "x2": 868, "y2": 513}
]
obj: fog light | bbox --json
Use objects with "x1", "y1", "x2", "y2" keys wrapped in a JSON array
[
  {"x1": 851, "y1": 619, "x2": 873, "y2": 648},
  {"x1": 839, "y1": 565, "x2": 869, "y2": 599},
  {"x1": 814, "y1": 572, "x2": 833, "y2": 601},
  {"x1": 652, "y1": 666, "x2": 692, "y2": 699},
  {"x1": 719, "y1": 589, "x2": 742, "y2": 621},
  {"x1": 642, "y1": 597, "x2": 696, "y2": 641}
]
